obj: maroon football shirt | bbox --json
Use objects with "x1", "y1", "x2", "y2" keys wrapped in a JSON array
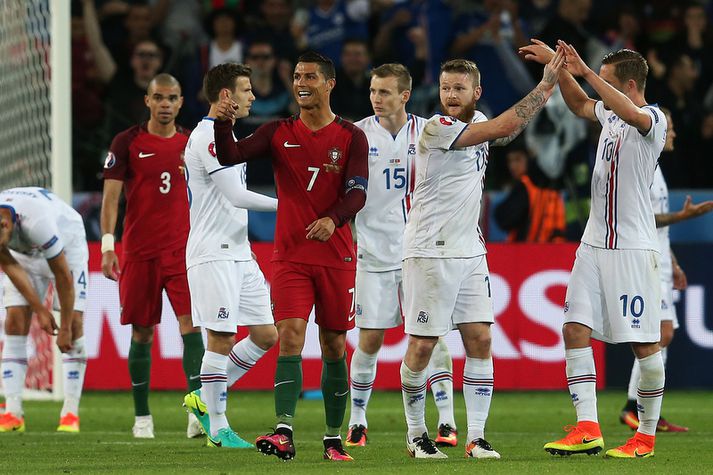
[
  {"x1": 214, "y1": 115, "x2": 368, "y2": 270},
  {"x1": 103, "y1": 123, "x2": 191, "y2": 261}
]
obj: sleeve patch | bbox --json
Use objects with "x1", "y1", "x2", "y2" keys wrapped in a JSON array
[
  {"x1": 346, "y1": 176, "x2": 368, "y2": 192},
  {"x1": 649, "y1": 108, "x2": 659, "y2": 123},
  {"x1": 208, "y1": 141, "x2": 217, "y2": 157},
  {"x1": 42, "y1": 235, "x2": 59, "y2": 250},
  {"x1": 440, "y1": 116, "x2": 455, "y2": 126},
  {"x1": 104, "y1": 152, "x2": 116, "y2": 169}
]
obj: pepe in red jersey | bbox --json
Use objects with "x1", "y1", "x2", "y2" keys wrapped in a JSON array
[
  {"x1": 214, "y1": 51, "x2": 368, "y2": 461},
  {"x1": 100, "y1": 73, "x2": 204, "y2": 440}
]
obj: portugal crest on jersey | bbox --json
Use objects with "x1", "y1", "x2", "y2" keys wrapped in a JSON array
[
  {"x1": 325, "y1": 147, "x2": 343, "y2": 173},
  {"x1": 328, "y1": 147, "x2": 342, "y2": 163}
]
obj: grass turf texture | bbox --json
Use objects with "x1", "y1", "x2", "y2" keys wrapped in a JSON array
[{"x1": 3, "y1": 390, "x2": 711, "y2": 474}]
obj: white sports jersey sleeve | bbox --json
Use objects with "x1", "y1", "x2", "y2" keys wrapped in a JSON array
[
  {"x1": 355, "y1": 114, "x2": 425, "y2": 271},
  {"x1": 650, "y1": 166, "x2": 671, "y2": 279},
  {"x1": 403, "y1": 112, "x2": 489, "y2": 259},
  {"x1": 0, "y1": 187, "x2": 86, "y2": 262},
  {"x1": 581, "y1": 102, "x2": 665, "y2": 251},
  {"x1": 185, "y1": 118, "x2": 252, "y2": 267}
]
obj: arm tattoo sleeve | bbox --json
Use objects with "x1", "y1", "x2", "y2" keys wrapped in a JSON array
[{"x1": 491, "y1": 87, "x2": 547, "y2": 147}]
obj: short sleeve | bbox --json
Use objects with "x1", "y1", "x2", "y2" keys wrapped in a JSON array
[
  {"x1": 25, "y1": 217, "x2": 64, "y2": 259},
  {"x1": 593, "y1": 100, "x2": 606, "y2": 126},
  {"x1": 419, "y1": 115, "x2": 469, "y2": 151},
  {"x1": 641, "y1": 106, "x2": 667, "y2": 143},
  {"x1": 199, "y1": 132, "x2": 232, "y2": 175},
  {"x1": 103, "y1": 130, "x2": 132, "y2": 180}
]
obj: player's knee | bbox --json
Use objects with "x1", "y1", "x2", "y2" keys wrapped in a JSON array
[
  {"x1": 3, "y1": 309, "x2": 31, "y2": 335},
  {"x1": 359, "y1": 330, "x2": 384, "y2": 354},
  {"x1": 562, "y1": 322, "x2": 589, "y2": 346},
  {"x1": 659, "y1": 323, "x2": 674, "y2": 348},
  {"x1": 252, "y1": 326, "x2": 278, "y2": 350},
  {"x1": 408, "y1": 336, "x2": 437, "y2": 363},
  {"x1": 132, "y1": 325, "x2": 154, "y2": 344}
]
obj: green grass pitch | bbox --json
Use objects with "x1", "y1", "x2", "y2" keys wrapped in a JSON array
[{"x1": 4, "y1": 390, "x2": 711, "y2": 473}]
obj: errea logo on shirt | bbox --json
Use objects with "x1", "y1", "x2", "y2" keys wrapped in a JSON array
[
  {"x1": 440, "y1": 117, "x2": 455, "y2": 126},
  {"x1": 369, "y1": 147, "x2": 379, "y2": 157}
]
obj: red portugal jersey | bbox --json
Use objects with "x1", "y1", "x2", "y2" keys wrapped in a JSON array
[
  {"x1": 103, "y1": 123, "x2": 191, "y2": 261},
  {"x1": 215, "y1": 115, "x2": 368, "y2": 270}
]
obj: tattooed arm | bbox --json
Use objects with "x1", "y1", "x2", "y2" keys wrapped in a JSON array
[{"x1": 454, "y1": 48, "x2": 565, "y2": 148}]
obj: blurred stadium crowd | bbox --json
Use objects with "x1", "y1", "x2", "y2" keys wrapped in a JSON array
[{"x1": 70, "y1": 0, "x2": 713, "y2": 240}]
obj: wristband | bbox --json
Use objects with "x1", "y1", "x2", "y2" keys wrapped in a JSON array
[{"x1": 101, "y1": 233, "x2": 115, "y2": 253}]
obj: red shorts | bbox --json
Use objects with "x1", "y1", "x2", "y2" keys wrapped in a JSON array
[
  {"x1": 270, "y1": 261, "x2": 356, "y2": 331},
  {"x1": 119, "y1": 246, "x2": 191, "y2": 327}
]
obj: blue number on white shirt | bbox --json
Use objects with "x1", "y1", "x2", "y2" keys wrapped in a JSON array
[{"x1": 383, "y1": 167, "x2": 406, "y2": 190}]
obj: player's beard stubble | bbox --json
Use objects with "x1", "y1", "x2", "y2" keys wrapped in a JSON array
[{"x1": 440, "y1": 100, "x2": 477, "y2": 124}]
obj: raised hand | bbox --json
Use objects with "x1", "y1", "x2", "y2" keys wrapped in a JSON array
[
  {"x1": 519, "y1": 38, "x2": 555, "y2": 65},
  {"x1": 540, "y1": 46, "x2": 565, "y2": 90},
  {"x1": 215, "y1": 89, "x2": 238, "y2": 122},
  {"x1": 558, "y1": 40, "x2": 590, "y2": 77}
]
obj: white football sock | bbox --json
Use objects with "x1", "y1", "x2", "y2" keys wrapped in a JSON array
[
  {"x1": 61, "y1": 337, "x2": 87, "y2": 416},
  {"x1": 227, "y1": 337, "x2": 267, "y2": 386},
  {"x1": 200, "y1": 351, "x2": 229, "y2": 436},
  {"x1": 463, "y1": 357, "x2": 493, "y2": 441},
  {"x1": 427, "y1": 338, "x2": 455, "y2": 429},
  {"x1": 637, "y1": 351, "x2": 665, "y2": 436},
  {"x1": 1, "y1": 335, "x2": 28, "y2": 416},
  {"x1": 627, "y1": 358, "x2": 640, "y2": 401},
  {"x1": 565, "y1": 347, "x2": 598, "y2": 423},
  {"x1": 348, "y1": 346, "x2": 378, "y2": 428},
  {"x1": 400, "y1": 361, "x2": 428, "y2": 441}
]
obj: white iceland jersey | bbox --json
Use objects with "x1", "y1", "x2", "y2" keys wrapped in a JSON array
[
  {"x1": 0, "y1": 187, "x2": 86, "y2": 262},
  {"x1": 581, "y1": 101, "x2": 666, "y2": 250},
  {"x1": 650, "y1": 166, "x2": 671, "y2": 279},
  {"x1": 185, "y1": 118, "x2": 251, "y2": 267},
  {"x1": 354, "y1": 114, "x2": 424, "y2": 271},
  {"x1": 403, "y1": 112, "x2": 489, "y2": 259}
]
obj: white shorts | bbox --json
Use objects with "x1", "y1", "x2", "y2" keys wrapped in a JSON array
[
  {"x1": 402, "y1": 256, "x2": 494, "y2": 337},
  {"x1": 187, "y1": 259, "x2": 273, "y2": 332},
  {"x1": 659, "y1": 278, "x2": 679, "y2": 329},
  {"x1": 3, "y1": 244, "x2": 89, "y2": 313},
  {"x1": 355, "y1": 269, "x2": 403, "y2": 329},
  {"x1": 564, "y1": 243, "x2": 661, "y2": 344}
]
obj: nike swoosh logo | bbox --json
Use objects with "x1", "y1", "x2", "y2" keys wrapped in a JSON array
[
  {"x1": 189, "y1": 374, "x2": 200, "y2": 380},
  {"x1": 335, "y1": 390, "x2": 349, "y2": 397},
  {"x1": 348, "y1": 313, "x2": 356, "y2": 322},
  {"x1": 274, "y1": 380, "x2": 295, "y2": 387},
  {"x1": 277, "y1": 437, "x2": 290, "y2": 445},
  {"x1": 138, "y1": 152, "x2": 155, "y2": 158},
  {"x1": 582, "y1": 437, "x2": 599, "y2": 444},
  {"x1": 283, "y1": 141, "x2": 301, "y2": 148},
  {"x1": 211, "y1": 438, "x2": 222, "y2": 447},
  {"x1": 131, "y1": 381, "x2": 148, "y2": 387}
]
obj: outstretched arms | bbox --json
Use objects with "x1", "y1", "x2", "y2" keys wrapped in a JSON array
[
  {"x1": 519, "y1": 39, "x2": 597, "y2": 121},
  {"x1": 454, "y1": 47, "x2": 565, "y2": 148},
  {"x1": 557, "y1": 41, "x2": 652, "y2": 134}
]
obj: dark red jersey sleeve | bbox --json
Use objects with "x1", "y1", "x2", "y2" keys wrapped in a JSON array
[
  {"x1": 214, "y1": 119, "x2": 279, "y2": 165},
  {"x1": 323, "y1": 125, "x2": 368, "y2": 227},
  {"x1": 103, "y1": 127, "x2": 137, "y2": 181}
]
